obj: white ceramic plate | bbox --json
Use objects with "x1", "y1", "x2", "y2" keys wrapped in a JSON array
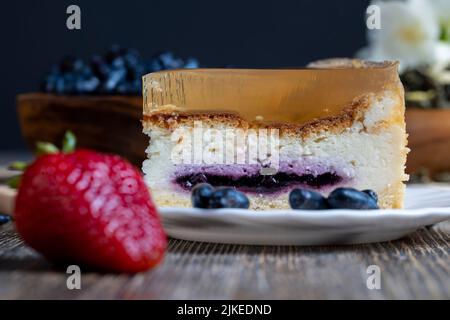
[
  {"x1": 159, "y1": 185, "x2": 450, "y2": 245},
  {"x1": 2, "y1": 185, "x2": 450, "y2": 245}
]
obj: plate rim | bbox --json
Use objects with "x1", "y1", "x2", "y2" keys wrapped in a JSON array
[{"x1": 160, "y1": 206, "x2": 450, "y2": 220}]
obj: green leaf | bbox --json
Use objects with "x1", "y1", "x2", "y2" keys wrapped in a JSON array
[
  {"x1": 6, "y1": 175, "x2": 21, "y2": 189},
  {"x1": 62, "y1": 130, "x2": 77, "y2": 153},
  {"x1": 8, "y1": 161, "x2": 28, "y2": 171},
  {"x1": 440, "y1": 24, "x2": 450, "y2": 42},
  {"x1": 36, "y1": 142, "x2": 59, "y2": 156}
]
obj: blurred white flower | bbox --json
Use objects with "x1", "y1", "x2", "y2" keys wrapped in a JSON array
[{"x1": 357, "y1": 0, "x2": 441, "y2": 71}]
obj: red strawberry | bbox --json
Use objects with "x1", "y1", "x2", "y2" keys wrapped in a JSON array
[{"x1": 14, "y1": 132, "x2": 167, "y2": 273}]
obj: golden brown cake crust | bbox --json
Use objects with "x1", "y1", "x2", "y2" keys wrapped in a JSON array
[{"x1": 143, "y1": 93, "x2": 386, "y2": 139}]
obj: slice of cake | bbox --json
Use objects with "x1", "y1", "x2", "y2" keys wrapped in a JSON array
[{"x1": 142, "y1": 60, "x2": 409, "y2": 209}]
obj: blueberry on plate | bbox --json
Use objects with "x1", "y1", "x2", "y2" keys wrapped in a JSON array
[
  {"x1": 191, "y1": 183, "x2": 215, "y2": 208},
  {"x1": 362, "y1": 189, "x2": 378, "y2": 202},
  {"x1": 327, "y1": 188, "x2": 379, "y2": 210},
  {"x1": 0, "y1": 214, "x2": 12, "y2": 225},
  {"x1": 289, "y1": 188, "x2": 328, "y2": 210},
  {"x1": 209, "y1": 187, "x2": 250, "y2": 209}
]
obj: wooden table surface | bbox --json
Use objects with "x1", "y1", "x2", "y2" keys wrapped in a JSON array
[
  {"x1": 1, "y1": 153, "x2": 450, "y2": 299},
  {"x1": 1, "y1": 221, "x2": 450, "y2": 299}
]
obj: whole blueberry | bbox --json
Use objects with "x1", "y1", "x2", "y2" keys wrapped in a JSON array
[
  {"x1": 75, "y1": 76, "x2": 100, "y2": 94},
  {"x1": 90, "y1": 55, "x2": 111, "y2": 80},
  {"x1": 111, "y1": 57, "x2": 125, "y2": 69},
  {"x1": 54, "y1": 76, "x2": 66, "y2": 94},
  {"x1": 191, "y1": 183, "x2": 215, "y2": 209},
  {"x1": 289, "y1": 188, "x2": 328, "y2": 210},
  {"x1": 42, "y1": 73, "x2": 59, "y2": 93},
  {"x1": 183, "y1": 57, "x2": 200, "y2": 69},
  {"x1": 123, "y1": 48, "x2": 142, "y2": 68},
  {"x1": 126, "y1": 63, "x2": 146, "y2": 81},
  {"x1": 147, "y1": 51, "x2": 185, "y2": 72},
  {"x1": 105, "y1": 44, "x2": 124, "y2": 63},
  {"x1": 59, "y1": 56, "x2": 84, "y2": 73},
  {"x1": 147, "y1": 57, "x2": 164, "y2": 72},
  {"x1": 362, "y1": 189, "x2": 378, "y2": 203},
  {"x1": 0, "y1": 214, "x2": 12, "y2": 225},
  {"x1": 103, "y1": 68, "x2": 126, "y2": 93},
  {"x1": 62, "y1": 73, "x2": 77, "y2": 94},
  {"x1": 159, "y1": 52, "x2": 184, "y2": 69},
  {"x1": 327, "y1": 188, "x2": 379, "y2": 210},
  {"x1": 209, "y1": 187, "x2": 250, "y2": 209}
]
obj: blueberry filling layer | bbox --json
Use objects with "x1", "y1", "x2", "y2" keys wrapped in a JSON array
[{"x1": 174, "y1": 166, "x2": 345, "y2": 194}]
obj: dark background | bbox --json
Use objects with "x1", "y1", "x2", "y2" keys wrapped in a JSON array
[{"x1": 2, "y1": 0, "x2": 370, "y2": 150}]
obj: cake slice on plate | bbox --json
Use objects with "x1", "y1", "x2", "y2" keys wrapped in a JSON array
[{"x1": 142, "y1": 60, "x2": 408, "y2": 209}]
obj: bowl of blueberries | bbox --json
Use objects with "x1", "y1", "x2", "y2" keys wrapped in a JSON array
[{"x1": 17, "y1": 45, "x2": 200, "y2": 166}]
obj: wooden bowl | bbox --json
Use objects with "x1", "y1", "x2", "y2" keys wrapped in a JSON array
[
  {"x1": 17, "y1": 93, "x2": 146, "y2": 166},
  {"x1": 16, "y1": 93, "x2": 450, "y2": 175},
  {"x1": 406, "y1": 108, "x2": 450, "y2": 177}
]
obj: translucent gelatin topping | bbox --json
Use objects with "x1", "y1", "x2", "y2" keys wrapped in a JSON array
[{"x1": 143, "y1": 61, "x2": 401, "y2": 125}]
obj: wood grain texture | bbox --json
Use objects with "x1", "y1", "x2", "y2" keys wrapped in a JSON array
[{"x1": 1, "y1": 222, "x2": 449, "y2": 300}]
